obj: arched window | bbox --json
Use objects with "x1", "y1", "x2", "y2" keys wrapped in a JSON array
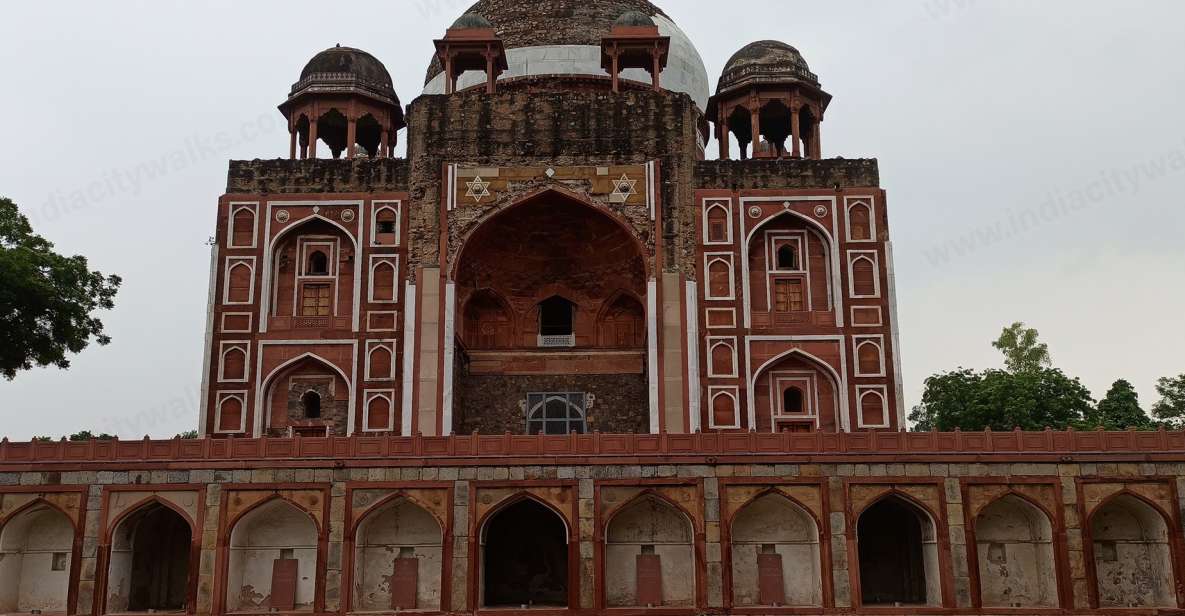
[
  {"x1": 857, "y1": 496, "x2": 940, "y2": 606},
  {"x1": 776, "y1": 245, "x2": 798, "y2": 270},
  {"x1": 527, "y1": 393, "x2": 586, "y2": 435},
  {"x1": 857, "y1": 342, "x2": 882, "y2": 375},
  {"x1": 231, "y1": 208, "x2": 256, "y2": 247},
  {"x1": 706, "y1": 204, "x2": 730, "y2": 243},
  {"x1": 302, "y1": 391, "x2": 322, "y2": 419},
  {"x1": 482, "y1": 499, "x2": 569, "y2": 607},
  {"x1": 375, "y1": 208, "x2": 398, "y2": 245},
  {"x1": 354, "y1": 499, "x2": 443, "y2": 610},
  {"x1": 731, "y1": 494, "x2": 822, "y2": 607},
  {"x1": 783, "y1": 388, "x2": 805, "y2": 414},
  {"x1": 851, "y1": 257, "x2": 877, "y2": 297},
  {"x1": 307, "y1": 251, "x2": 329, "y2": 276},
  {"x1": 849, "y1": 203, "x2": 873, "y2": 241}
]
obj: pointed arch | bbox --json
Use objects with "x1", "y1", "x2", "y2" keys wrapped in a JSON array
[
  {"x1": 603, "y1": 491, "x2": 696, "y2": 608},
  {"x1": 452, "y1": 185, "x2": 649, "y2": 281},
  {"x1": 855, "y1": 492, "x2": 942, "y2": 607},
  {"x1": 104, "y1": 497, "x2": 195, "y2": 613},
  {"x1": 1087, "y1": 490, "x2": 1178, "y2": 608},
  {"x1": 230, "y1": 206, "x2": 258, "y2": 248},
  {"x1": 351, "y1": 495, "x2": 444, "y2": 611},
  {"x1": 728, "y1": 490, "x2": 823, "y2": 607},
  {"x1": 478, "y1": 492, "x2": 572, "y2": 608},
  {"x1": 846, "y1": 201, "x2": 874, "y2": 242},
  {"x1": 0, "y1": 499, "x2": 75, "y2": 614},
  {"x1": 751, "y1": 347, "x2": 847, "y2": 432},
  {"x1": 743, "y1": 206, "x2": 842, "y2": 326},
  {"x1": 220, "y1": 345, "x2": 248, "y2": 382},
  {"x1": 463, "y1": 288, "x2": 514, "y2": 349},
  {"x1": 261, "y1": 211, "x2": 361, "y2": 331},
  {"x1": 257, "y1": 351, "x2": 353, "y2": 436},
  {"x1": 225, "y1": 261, "x2": 254, "y2": 304},
  {"x1": 972, "y1": 493, "x2": 1058, "y2": 608},
  {"x1": 596, "y1": 290, "x2": 646, "y2": 348},
  {"x1": 225, "y1": 497, "x2": 321, "y2": 612}
]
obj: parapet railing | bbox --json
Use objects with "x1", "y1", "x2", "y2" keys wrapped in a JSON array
[{"x1": 1, "y1": 429, "x2": 1183, "y2": 465}]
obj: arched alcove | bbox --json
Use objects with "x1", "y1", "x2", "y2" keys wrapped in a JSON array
[
  {"x1": 353, "y1": 498, "x2": 443, "y2": 611},
  {"x1": 481, "y1": 498, "x2": 569, "y2": 608},
  {"x1": 267, "y1": 218, "x2": 355, "y2": 329},
  {"x1": 1090, "y1": 494, "x2": 1176, "y2": 608},
  {"x1": 730, "y1": 493, "x2": 821, "y2": 607},
  {"x1": 857, "y1": 496, "x2": 940, "y2": 607},
  {"x1": 261, "y1": 354, "x2": 351, "y2": 436},
  {"x1": 974, "y1": 495, "x2": 1058, "y2": 607},
  {"x1": 452, "y1": 190, "x2": 649, "y2": 435},
  {"x1": 604, "y1": 496, "x2": 695, "y2": 607},
  {"x1": 0, "y1": 504, "x2": 74, "y2": 614},
  {"x1": 106, "y1": 502, "x2": 192, "y2": 613},
  {"x1": 226, "y1": 499, "x2": 319, "y2": 612},
  {"x1": 752, "y1": 350, "x2": 840, "y2": 432}
]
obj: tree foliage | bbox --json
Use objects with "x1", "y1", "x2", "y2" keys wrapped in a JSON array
[
  {"x1": 1086, "y1": 379, "x2": 1154, "y2": 430},
  {"x1": 992, "y1": 322, "x2": 1051, "y2": 373},
  {"x1": 0, "y1": 197, "x2": 121, "y2": 379},
  {"x1": 908, "y1": 367, "x2": 1093, "y2": 431},
  {"x1": 1152, "y1": 374, "x2": 1185, "y2": 429}
]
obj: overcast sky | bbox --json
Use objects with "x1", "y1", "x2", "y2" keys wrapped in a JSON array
[{"x1": 2, "y1": 0, "x2": 1183, "y2": 439}]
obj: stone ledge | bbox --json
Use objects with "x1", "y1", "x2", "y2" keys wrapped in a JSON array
[
  {"x1": 696, "y1": 158, "x2": 880, "y2": 190},
  {"x1": 226, "y1": 158, "x2": 411, "y2": 194}
]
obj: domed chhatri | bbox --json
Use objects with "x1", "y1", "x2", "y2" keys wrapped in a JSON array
[
  {"x1": 717, "y1": 40, "x2": 819, "y2": 94},
  {"x1": 280, "y1": 45, "x2": 405, "y2": 160},
  {"x1": 451, "y1": 12, "x2": 494, "y2": 30},
  {"x1": 614, "y1": 10, "x2": 655, "y2": 27},
  {"x1": 298, "y1": 44, "x2": 396, "y2": 92},
  {"x1": 707, "y1": 39, "x2": 832, "y2": 161},
  {"x1": 423, "y1": 0, "x2": 709, "y2": 110}
]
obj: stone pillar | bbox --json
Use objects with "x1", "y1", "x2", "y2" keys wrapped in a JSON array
[
  {"x1": 829, "y1": 476, "x2": 851, "y2": 607},
  {"x1": 308, "y1": 119, "x2": 318, "y2": 159},
  {"x1": 77, "y1": 482, "x2": 103, "y2": 613},
  {"x1": 717, "y1": 116, "x2": 729, "y2": 160},
  {"x1": 704, "y1": 477, "x2": 724, "y2": 608},
  {"x1": 749, "y1": 105, "x2": 761, "y2": 160},
  {"x1": 945, "y1": 477, "x2": 972, "y2": 607},
  {"x1": 198, "y1": 482, "x2": 222, "y2": 614},
  {"x1": 378, "y1": 126, "x2": 388, "y2": 159},
  {"x1": 811, "y1": 116, "x2": 822, "y2": 159},
  {"x1": 610, "y1": 49, "x2": 620, "y2": 93},
  {"x1": 451, "y1": 478, "x2": 470, "y2": 611},
  {"x1": 652, "y1": 51, "x2": 662, "y2": 90},
  {"x1": 289, "y1": 126, "x2": 298, "y2": 160},
  {"x1": 790, "y1": 105, "x2": 802, "y2": 159},
  {"x1": 325, "y1": 476, "x2": 348, "y2": 611},
  {"x1": 346, "y1": 117, "x2": 357, "y2": 159},
  {"x1": 578, "y1": 478, "x2": 596, "y2": 608},
  {"x1": 661, "y1": 272, "x2": 687, "y2": 433},
  {"x1": 416, "y1": 269, "x2": 442, "y2": 436},
  {"x1": 485, "y1": 51, "x2": 496, "y2": 94}
]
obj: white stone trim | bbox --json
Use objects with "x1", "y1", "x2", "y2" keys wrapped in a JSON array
[
  {"x1": 442, "y1": 282, "x2": 456, "y2": 436},
  {"x1": 367, "y1": 255, "x2": 400, "y2": 304},
  {"x1": 370, "y1": 200, "x2": 402, "y2": 247},
  {"x1": 362, "y1": 389, "x2": 397, "y2": 433},
  {"x1": 217, "y1": 341, "x2": 251, "y2": 383},
  {"x1": 704, "y1": 308, "x2": 736, "y2": 329},
  {"x1": 366, "y1": 311, "x2": 399, "y2": 333},
  {"x1": 222, "y1": 257, "x2": 256, "y2": 305},
  {"x1": 707, "y1": 386, "x2": 741, "y2": 430},
  {"x1": 703, "y1": 252, "x2": 736, "y2": 301},
  {"x1": 365, "y1": 340, "x2": 397, "y2": 382},
  {"x1": 685, "y1": 281, "x2": 701, "y2": 434},
  {"x1": 198, "y1": 244, "x2": 219, "y2": 437},
  {"x1": 647, "y1": 278, "x2": 660, "y2": 434},
  {"x1": 852, "y1": 335, "x2": 887, "y2": 378},
  {"x1": 886, "y1": 240, "x2": 907, "y2": 430},
  {"x1": 227, "y1": 202, "x2": 259, "y2": 249},
  {"x1": 844, "y1": 196, "x2": 877, "y2": 243},
  {"x1": 253, "y1": 342, "x2": 358, "y2": 437},
  {"x1": 401, "y1": 283, "x2": 417, "y2": 437},
  {"x1": 705, "y1": 336, "x2": 739, "y2": 379},
  {"x1": 701, "y1": 198, "x2": 734, "y2": 246},
  {"x1": 856, "y1": 385, "x2": 891, "y2": 429},
  {"x1": 214, "y1": 391, "x2": 249, "y2": 434},
  {"x1": 745, "y1": 336, "x2": 850, "y2": 433},
  {"x1": 846, "y1": 250, "x2": 882, "y2": 299}
]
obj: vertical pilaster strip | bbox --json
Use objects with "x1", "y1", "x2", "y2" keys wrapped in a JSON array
[
  {"x1": 417, "y1": 269, "x2": 442, "y2": 436},
  {"x1": 662, "y1": 272, "x2": 687, "y2": 433},
  {"x1": 401, "y1": 282, "x2": 417, "y2": 436},
  {"x1": 647, "y1": 278, "x2": 660, "y2": 434},
  {"x1": 685, "y1": 281, "x2": 701, "y2": 433}
]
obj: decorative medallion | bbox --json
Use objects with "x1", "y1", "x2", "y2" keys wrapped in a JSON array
[
  {"x1": 782, "y1": 201, "x2": 792, "y2": 209},
  {"x1": 748, "y1": 206, "x2": 762, "y2": 219},
  {"x1": 545, "y1": 167, "x2": 556, "y2": 178},
  {"x1": 312, "y1": 206, "x2": 321, "y2": 214},
  {"x1": 341, "y1": 209, "x2": 355, "y2": 223},
  {"x1": 466, "y1": 176, "x2": 492, "y2": 202},
  {"x1": 814, "y1": 205, "x2": 829, "y2": 218},
  {"x1": 610, "y1": 174, "x2": 638, "y2": 202},
  {"x1": 275, "y1": 210, "x2": 290, "y2": 223}
]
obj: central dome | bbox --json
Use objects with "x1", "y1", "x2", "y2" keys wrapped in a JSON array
[{"x1": 423, "y1": 0, "x2": 710, "y2": 110}]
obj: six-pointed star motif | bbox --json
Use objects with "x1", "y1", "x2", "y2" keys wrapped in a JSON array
[
  {"x1": 466, "y1": 176, "x2": 491, "y2": 202},
  {"x1": 611, "y1": 174, "x2": 638, "y2": 201}
]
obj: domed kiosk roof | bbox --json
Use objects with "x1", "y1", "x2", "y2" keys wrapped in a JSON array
[
  {"x1": 423, "y1": 0, "x2": 710, "y2": 110},
  {"x1": 716, "y1": 40, "x2": 819, "y2": 95},
  {"x1": 287, "y1": 45, "x2": 400, "y2": 107}
]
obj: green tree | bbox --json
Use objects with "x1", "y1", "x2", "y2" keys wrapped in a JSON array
[
  {"x1": 1086, "y1": 379, "x2": 1154, "y2": 430},
  {"x1": 175, "y1": 430, "x2": 200, "y2": 439},
  {"x1": 68, "y1": 430, "x2": 116, "y2": 441},
  {"x1": 992, "y1": 322, "x2": 1051, "y2": 373},
  {"x1": 1152, "y1": 374, "x2": 1185, "y2": 429},
  {"x1": 0, "y1": 197, "x2": 121, "y2": 379},
  {"x1": 909, "y1": 367, "x2": 1092, "y2": 431}
]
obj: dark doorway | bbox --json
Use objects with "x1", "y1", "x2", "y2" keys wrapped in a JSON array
[
  {"x1": 858, "y1": 497, "x2": 929, "y2": 606},
  {"x1": 128, "y1": 505, "x2": 192, "y2": 611},
  {"x1": 539, "y1": 296, "x2": 575, "y2": 337},
  {"x1": 483, "y1": 499, "x2": 569, "y2": 607}
]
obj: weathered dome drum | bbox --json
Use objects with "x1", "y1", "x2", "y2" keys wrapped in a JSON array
[{"x1": 423, "y1": 0, "x2": 710, "y2": 110}]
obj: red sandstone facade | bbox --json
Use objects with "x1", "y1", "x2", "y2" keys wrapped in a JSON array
[{"x1": 5, "y1": 1, "x2": 1184, "y2": 615}]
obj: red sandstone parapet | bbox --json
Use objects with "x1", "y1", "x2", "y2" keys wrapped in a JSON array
[{"x1": 2, "y1": 429, "x2": 1183, "y2": 465}]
